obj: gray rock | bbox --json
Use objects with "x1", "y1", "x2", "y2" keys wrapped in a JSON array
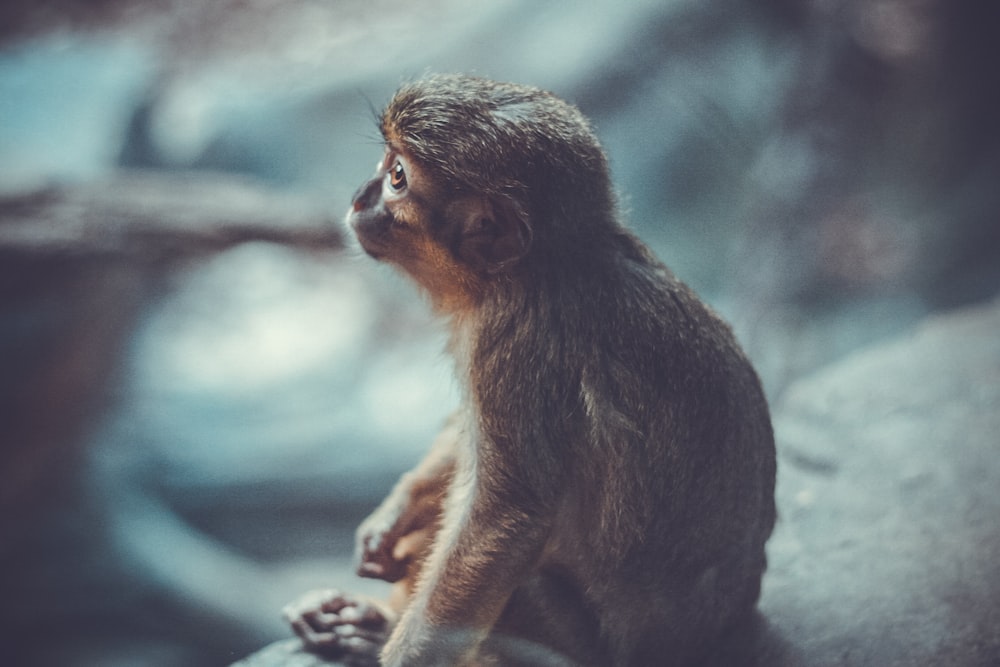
[
  {"x1": 234, "y1": 298, "x2": 1000, "y2": 666},
  {"x1": 231, "y1": 639, "x2": 337, "y2": 667},
  {"x1": 761, "y1": 297, "x2": 1000, "y2": 666}
]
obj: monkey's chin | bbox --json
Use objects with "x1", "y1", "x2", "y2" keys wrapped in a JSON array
[
  {"x1": 352, "y1": 230, "x2": 387, "y2": 262},
  {"x1": 344, "y1": 215, "x2": 386, "y2": 261}
]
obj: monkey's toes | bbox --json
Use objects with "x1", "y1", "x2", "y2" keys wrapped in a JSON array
[{"x1": 283, "y1": 590, "x2": 391, "y2": 660}]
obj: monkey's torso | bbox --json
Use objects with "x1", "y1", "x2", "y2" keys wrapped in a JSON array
[
  {"x1": 288, "y1": 74, "x2": 776, "y2": 667},
  {"x1": 457, "y1": 231, "x2": 776, "y2": 666}
]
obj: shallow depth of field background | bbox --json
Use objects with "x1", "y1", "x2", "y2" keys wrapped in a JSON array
[{"x1": 1, "y1": 1, "x2": 997, "y2": 665}]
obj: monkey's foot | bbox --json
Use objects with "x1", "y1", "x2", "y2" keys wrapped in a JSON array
[{"x1": 282, "y1": 589, "x2": 393, "y2": 666}]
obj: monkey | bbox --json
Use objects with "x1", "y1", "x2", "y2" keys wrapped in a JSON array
[{"x1": 282, "y1": 74, "x2": 776, "y2": 667}]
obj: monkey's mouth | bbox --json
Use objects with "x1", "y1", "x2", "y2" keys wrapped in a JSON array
[{"x1": 350, "y1": 221, "x2": 389, "y2": 261}]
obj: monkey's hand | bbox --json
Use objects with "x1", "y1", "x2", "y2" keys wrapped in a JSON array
[
  {"x1": 354, "y1": 502, "x2": 410, "y2": 582},
  {"x1": 282, "y1": 588, "x2": 395, "y2": 666},
  {"x1": 356, "y1": 413, "x2": 459, "y2": 582},
  {"x1": 355, "y1": 479, "x2": 442, "y2": 582}
]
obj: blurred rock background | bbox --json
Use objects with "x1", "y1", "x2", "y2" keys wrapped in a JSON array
[{"x1": 0, "y1": 1, "x2": 997, "y2": 665}]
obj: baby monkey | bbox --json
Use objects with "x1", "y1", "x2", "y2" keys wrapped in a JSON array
[{"x1": 283, "y1": 75, "x2": 776, "y2": 666}]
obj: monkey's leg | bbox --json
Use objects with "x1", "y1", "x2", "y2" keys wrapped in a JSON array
[
  {"x1": 481, "y1": 569, "x2": 610, "y2": 667},
  {"x1": 378, "y1": 473, "x2": 557, "y2": 666}
]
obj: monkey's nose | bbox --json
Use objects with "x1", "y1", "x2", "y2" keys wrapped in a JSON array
[{"x1": 352, "y1": 179, "x2": 381, "y2": 212}]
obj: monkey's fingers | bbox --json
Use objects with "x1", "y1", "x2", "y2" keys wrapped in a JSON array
[
  {"x1": 332, "y1": 623, "x2": 388, "y2": 645},
  {"x1": 282, "y1": 589, "x2": 351, "y2": 636},
  {"x1": 319, "y1": 593, "x2": 356, "y2": 614},
  {"x1": 286, "y1": 608, "x2": 383, "y2": 651},
  {"x1": 335, "y1": 599, "x2": 390, "y2": 630},
  {"x1": 357, "y1": 557, "x2": 406, "y2": 582},
  {"x1": 357, "y1": 536, "x2": 408, "y2": 582},
  {"x1": 296, "y1": 614, "x2": 387, "y2": 664},
  {"x1": 286, "y1": 612, "x2": 343, "y2": 654}
]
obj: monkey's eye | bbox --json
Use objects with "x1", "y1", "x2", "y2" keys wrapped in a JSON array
[{"x1": 388, "y1": 160, "x2": 407, "y2": 191}]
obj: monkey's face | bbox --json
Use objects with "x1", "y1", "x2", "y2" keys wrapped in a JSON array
[
  {"x1": 346, "y1": 148, "x2": 429, "y2": 263},
  {"x1": 346, "y1": 143, "x2": 532, "y2": 312}
]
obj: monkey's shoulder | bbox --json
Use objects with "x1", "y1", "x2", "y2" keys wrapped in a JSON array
[
  {"x1": 612, "y1": 258, "x2": 743, "y2": 355},
  {"x1": 589, "y1": 258, "x2": 764, "y2": 407}
]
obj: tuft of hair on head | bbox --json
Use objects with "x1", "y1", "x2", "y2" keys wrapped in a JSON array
[{"x1": 381, "y1": 74, "x2": 617, "y2": 233}]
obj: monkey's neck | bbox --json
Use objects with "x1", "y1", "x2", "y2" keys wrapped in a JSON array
[
  {"x1": 446, "y1": 226, "x2": 648, "y2": 371},
  {"x1": 444, "y1": 310, "x2": 479, "y2": 392}
]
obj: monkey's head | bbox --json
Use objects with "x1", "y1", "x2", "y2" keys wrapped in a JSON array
[{"x1": 346, "y1": 74, "x2": 617, "y2": 312}]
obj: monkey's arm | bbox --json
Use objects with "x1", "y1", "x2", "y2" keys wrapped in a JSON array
[
  {"x1": 355, "y1": 411, "x2": 463, "y2": 582},
  {"x1": 380, "y1": 440, "x2": 553, "y2": 667}
]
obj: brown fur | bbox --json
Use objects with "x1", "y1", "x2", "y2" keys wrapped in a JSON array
[{"x1": 283, "y1": 74, "x2": 776, "y2": 667}]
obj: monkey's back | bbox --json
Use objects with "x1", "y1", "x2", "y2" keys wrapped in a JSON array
[
  {"x1": 521, "y1": 240, "x2": 776, "y2": 666},
  {"x1": 601, "y1": 263, "x2": 775, "y2": 664}
]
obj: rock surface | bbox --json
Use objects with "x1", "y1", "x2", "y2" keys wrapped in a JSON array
[
  {"x1": 231, "y1": 639, "x2": 333, "y2": 667},
  {"x1": 232, "y1": 298, "x2": 1000, "y2": 666},
  {"x1": 759, "y1": 297, "x2": 1000, "y2": 667}
]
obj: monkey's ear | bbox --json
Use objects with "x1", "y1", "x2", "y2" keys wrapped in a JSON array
[{"x1": 456, "y1": 198, "x2": 532, "y2": 273}]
